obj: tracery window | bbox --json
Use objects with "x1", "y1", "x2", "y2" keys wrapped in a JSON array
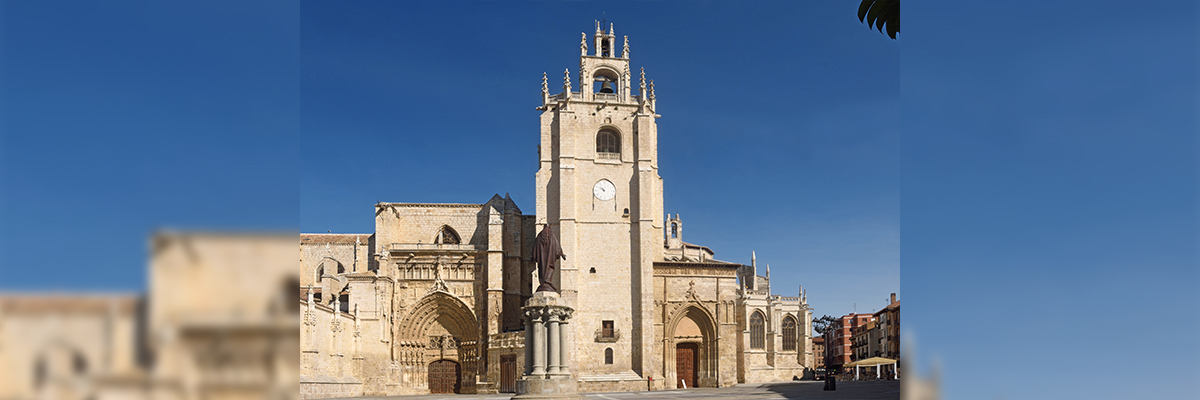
[
  {"x1": 435, "y1": 226, "x2": 461, "y2": 244},
  {"x1": 596, "y1": 130, "x2": 619, "y2": 155},
  {"x1": 782, "y1": 315, "x2": 797, "y2": 351},
  {"x1": 750, "y1": 311, "x2": 765, "y2": 349}
]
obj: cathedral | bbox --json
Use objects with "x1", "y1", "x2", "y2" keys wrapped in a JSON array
[{"x1": 299, "y1": 23, "x2": 813, "y2": 398}]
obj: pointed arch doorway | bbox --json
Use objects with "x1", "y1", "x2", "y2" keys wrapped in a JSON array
[
  {"x1": 665, "y1": 304, "x2": 718, "y2": 388},
  {"x1": 395, "y1": 291, "x2": 480, "y2": 394}
]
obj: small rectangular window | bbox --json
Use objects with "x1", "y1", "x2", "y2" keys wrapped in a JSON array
[{"x1": 602, "y1": 321, "x2": 614, "y2": 338}]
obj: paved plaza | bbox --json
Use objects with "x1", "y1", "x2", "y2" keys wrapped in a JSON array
[{"x1": 330, "y1": 381, "x2": 900, "y2": 400}]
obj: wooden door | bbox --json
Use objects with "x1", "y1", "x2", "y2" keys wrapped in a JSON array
[
  {"x1": 500, "y1": 355, "x2": 517, "y2": 393},
  {"x1": 428, "y1": 360, "x2": 461, "y2": 394},
  {"x1": 675, "y1": 343, "x2": 697, "y2": 388}
]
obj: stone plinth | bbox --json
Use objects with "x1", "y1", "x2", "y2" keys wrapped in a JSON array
[{"x1": 515, "y1": 292, "x2": 582, "y2": 399}]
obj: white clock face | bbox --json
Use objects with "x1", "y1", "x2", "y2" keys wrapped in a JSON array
[{"x1": 593, "y1": 180, "x2": 616, "y2": 201}]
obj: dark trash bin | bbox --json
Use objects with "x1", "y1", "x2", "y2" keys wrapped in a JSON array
[{"x1": 823, "y1": 376, "x2": 836, "y2": 391}]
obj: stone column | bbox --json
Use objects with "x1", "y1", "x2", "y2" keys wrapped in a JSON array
[
  {"x1": 557, "y1": 313, "x2": 571, "y2": 376},
  {"x1": 515, "y1": 292, "x2": 579, "y2": 399},
  {"x1": 524, "y1": 310, "x2": 535, "y2": 375},
  {"x1": 531, "y1": 309, "x2": 546, "y2": 375},
  {"x1": 547, "y1": 310, "x2": 561, "y2": 375}
]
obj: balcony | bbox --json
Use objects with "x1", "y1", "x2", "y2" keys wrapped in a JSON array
[
  {"x1": 594, "y1": 328, "x2": 621, "y2": 343},
  {"x1": 388, "y1": 243, "x2": 481, "y2": 252}
]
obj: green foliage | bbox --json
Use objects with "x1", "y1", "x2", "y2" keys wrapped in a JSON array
[{"x1": 858, "y1": 0, "x2": 899, "y2": 39}]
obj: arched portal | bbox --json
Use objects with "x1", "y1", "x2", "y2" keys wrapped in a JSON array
[
  {"x1": 395, "y1": 291, "x2": 480, "y2": 394},
  {"x1": 665, "y1": 304, "x2": 719, "y2": 388}
]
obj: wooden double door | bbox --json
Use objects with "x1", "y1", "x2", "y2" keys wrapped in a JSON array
[
  {"x1": 428, "y1": 359, "x2": 461, "y2": 394},
  {"x1": 499, "y1": 355, "x2": 517, "y2": 393},
  {"x1": 675, "y1": 343, "x2": 698, "y2": 388}
]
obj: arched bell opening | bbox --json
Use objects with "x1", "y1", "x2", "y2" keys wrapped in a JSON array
[
  {"x1": 664, "y1": 304, "x2": 719, "y2": 388},
  {"x1": 592, "y1": 69, "x2": 620, "y2": 96}
]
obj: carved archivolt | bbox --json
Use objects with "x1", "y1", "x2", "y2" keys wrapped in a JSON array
[
  {"x1": 396, "y1": 291, "x2": 478, "y2": 341},
  {"x1": 393, "y1": 291, "x2": 481, "y2": 391},
  {"x1": 665, "y1": 302, "x2": 717, "y2": 338}
]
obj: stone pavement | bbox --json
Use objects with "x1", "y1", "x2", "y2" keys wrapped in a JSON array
[{"x1": 329, "y1": 381, "x2": 900, "y2": 400}]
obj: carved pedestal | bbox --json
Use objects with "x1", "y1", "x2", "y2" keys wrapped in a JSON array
[{"x1": 515, "y1": 292, "x2": 582, "y2": 399}]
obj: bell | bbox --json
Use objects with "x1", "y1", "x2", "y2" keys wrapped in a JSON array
[{"x1": 599, "y1": 80, "x2": 615, "y2": 94}]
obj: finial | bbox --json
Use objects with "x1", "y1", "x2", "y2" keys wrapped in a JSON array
[
  {"x1": 563, "y1": 68, "x2": 572, "y2": 92},
  {"x1": 581, "y1": 32, "x2": 588, "y2": 55},
  {"x1": 541, "y1": 72, "x2": 548, "y2": 93},
  {"x1": 609, "y1": 22, "x2": 614, "y2": 36},
  {"x1": 649, "y1": 80, "x2": 656, "y2": 100},
  {"x1": 596, "y1": 20, "x2": 601, "y2": 33},
  {"x1": 639, "y1": 67, "x2": 646, "y2": 91},
  {"x1": 622, "y1": 35, "x2": 629, "y2": 58}
]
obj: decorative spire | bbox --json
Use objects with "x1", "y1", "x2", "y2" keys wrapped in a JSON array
[
  {"x1": 595, "y1": 20, "x2": 602, "y2": 33},
  {"x1": 639, "y1": 67, "x2": 646, "y2": 92},
  {"x1": 563, "y1": 68, "x2": 572, "y2": 93},
  {"x1": 541, "y1": 72, "x2": 550, "y2": 106},
  {"x1": 649, "y1": 79, "x2": 656, "y2": 100},
  {"x1": 609, "y1": 22, "x2": 614, "y2": 36},
  {"x1": 581, "y1": 32, "x2": 588, "y2": 56},
  {"x1": 622, "y1": 35, "x2": 629, "y2": 58}
]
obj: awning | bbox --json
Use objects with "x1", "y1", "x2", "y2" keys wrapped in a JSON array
[{"x1": 843, "y1": 357, "x2": 897, "y2": 367}]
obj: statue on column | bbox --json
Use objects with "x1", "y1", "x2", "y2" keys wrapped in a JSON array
[{"x1": 532, "y1": 224, "x2": 566, "y2": 293}]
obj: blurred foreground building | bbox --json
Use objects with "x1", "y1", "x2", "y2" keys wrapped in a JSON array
[{"x1": 0, "y1": 232, "x2": 299, "y2": 400}]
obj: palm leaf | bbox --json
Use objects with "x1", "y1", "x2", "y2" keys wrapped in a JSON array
[{"x1": 858, "y1": 0, "x2": 899, "y2": 39}]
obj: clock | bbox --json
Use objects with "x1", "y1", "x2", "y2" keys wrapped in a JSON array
[{"x1": 593, "y1": 180, "x2": 616, "y2": 201}]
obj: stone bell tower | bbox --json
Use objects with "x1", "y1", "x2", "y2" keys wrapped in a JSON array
[{"x1": 534, "y1": 21, "x2": 665, "y2": 384}]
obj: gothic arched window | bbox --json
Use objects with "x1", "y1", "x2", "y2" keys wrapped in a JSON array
[
  {"x1": 604, "y1": 348, "x2": 613, "y2": 364},
  {"x1": 782, "y1": 315, "x2": 797, "y2": 351},
  {"x1": 435, "y1": 226, "x2": 461, "y2": 245},
  {"x1": 750, "y1": 311, "x2": 765, "y2": 349},
  {"x1": 596, "y1": 130, "x2": 619, "y2": 155}
]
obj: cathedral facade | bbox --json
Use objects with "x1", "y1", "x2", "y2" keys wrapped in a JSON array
[{"x1": 299, "y1": 24, "x2": 813, "y2": 398}]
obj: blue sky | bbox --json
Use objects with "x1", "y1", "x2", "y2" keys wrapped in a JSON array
[
  {"x1": 2, "y1": 1, "x2": 1197, "y2": 399},
  {"x1": 298, "y1": 1, "x2": 900, "y2": 322},
  {"x1": 0, "y1": 1, "x2": 300, "y2": 290},
  {"x1": 901, "y1": 1, "x2": 1198, "y2": 398}
]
